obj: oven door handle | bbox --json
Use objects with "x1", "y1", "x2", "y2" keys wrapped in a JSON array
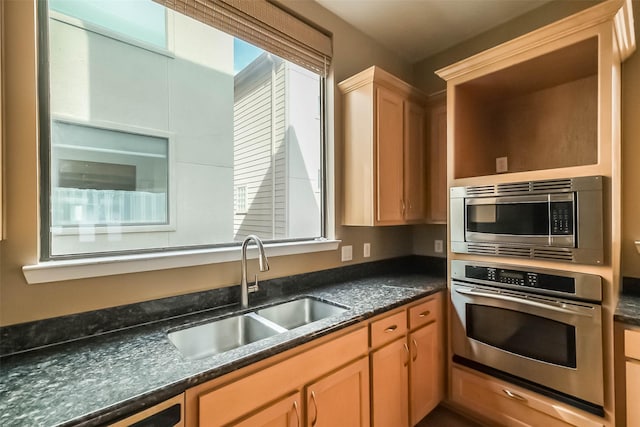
[{"x1": 453, "y1": 287, "x2": 594, "y2": 317}]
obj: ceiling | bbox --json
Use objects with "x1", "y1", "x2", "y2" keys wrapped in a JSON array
[{"x1": 314, "y1": 0, "x2": 553, "y2": 62}]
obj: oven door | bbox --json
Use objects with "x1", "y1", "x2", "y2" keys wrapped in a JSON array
[
  {"x1": 465, "y1": 193, "x2": 575, "y2": 247},
  {"x1": 451, "y1": 281, "x2": 603, "y2": 406}
]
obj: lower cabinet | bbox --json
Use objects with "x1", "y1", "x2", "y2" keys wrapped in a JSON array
[
  {"x1": 451, "y1": 365, "x2": 604, "y2": 427},
  {"x1": 371, "y1": 337, "x2": 410, "y2": 427},
  {"x1": 306, "y1": 357, "x2": 370, "y2": 426},
  {"x1": 370, "y1": 292, "x2": 444, "y2": 427},
  {"x1": 625, "y1": 329, "x2": 640, "y2": 427},
  {"x1": 409, "y1": 321, "x2": 441, "y2": 425},
  {"x1": 184, "y1": 292, "x2": 444, "y2": 427},
  {"x1": 186, "y1": 327, "x2": 369, "y2": 427},
  {"x1": 234, "y1": 392, "x2": 301, "y2": 427}
]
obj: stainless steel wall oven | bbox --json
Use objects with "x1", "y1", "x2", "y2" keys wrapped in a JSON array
[
  {"x1": 450, "y1": 260, "x2": 604, "y2": 415},
  {"x1": 450, "y1": 176, "x2": 604, "y2": 264}
]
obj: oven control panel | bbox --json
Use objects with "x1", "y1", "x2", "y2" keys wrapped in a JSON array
[
  {"x1": 452, "y1": 260, "x2": 602, "y2": 302},
  {"x1": 465, "y1": 265, "x2": 575, "y2": 294}
]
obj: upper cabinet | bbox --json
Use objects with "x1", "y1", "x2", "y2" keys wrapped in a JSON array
[
  {"x1": 436, "y1": 0, "x2": 636, "y2": 185},
  {"x1": 339, "y1": 66, "x2": 427, "y2": 226},
  {"x1": 426, "y1": 92, "x2": 447, "y2": 224}
]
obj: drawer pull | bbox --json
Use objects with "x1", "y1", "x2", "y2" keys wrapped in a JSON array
[
  {"x1": 310, "y1": 391, "x2": 318, "y2": 426},
  {"x1": 403, "y1": 343, "x2": 410, "y2": 367},
  {"x1": 503, "y1": 389, "x2": 527, "y2": 402},
  {"x1": 419, "y1": 310, "x2": 431, "y2": 318},
  {"x1": 293, "y1": 400, "x2": 300, "y2": 427},
  {"x1": 385, "y1": 325, "x2": 398, "y2": 333}
]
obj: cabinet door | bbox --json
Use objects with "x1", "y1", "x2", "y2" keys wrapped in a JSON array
[
  {"x1": 404, "y1": 100, "x2": 425, "y2": 222},
  {"x1": 371, "y1": 338, "x2": 409, "y2": 427},
  {"x1": 427, "y1": 100, "x2": 447, "y2": 224},
  {"x1": 375, "y1": 86, "x2": 405, "y2": 224},
  {"x1": 627, "y1": 360, "x2": 640, "y2": 427},
  {"x1": 306, "y1": 357, "x2": 369, "y2": 427},
  {"x1": 409, "y1": 322, "x2": 442, "y2": 425},
  {"x1": 234, "y1": 392, "x2": 302, "y2": 427}
]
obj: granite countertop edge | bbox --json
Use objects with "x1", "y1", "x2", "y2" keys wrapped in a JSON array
[
  {"x1": 0, "y1": 274, "x2": 446, "y2": 427},
  {"x1": 615, "y1": 293, "x2": 640, "y2": 327}
]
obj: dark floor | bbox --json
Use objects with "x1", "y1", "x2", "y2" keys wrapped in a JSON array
[{"x1": 416, "y1": 405, "x2": 486, "y2": 427}]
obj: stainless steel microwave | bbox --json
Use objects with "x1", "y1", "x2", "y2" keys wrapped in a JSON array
[{"x1": 450, "y1": 176, "x2": 603, "y2": 264}]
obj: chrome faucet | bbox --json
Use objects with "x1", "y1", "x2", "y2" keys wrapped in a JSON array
[{"x1": 240, "y1": 234, "x2": 270, "y2": 309}]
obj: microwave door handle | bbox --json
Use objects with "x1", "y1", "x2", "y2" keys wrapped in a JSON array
[{"x1": 453, "y1": 287, "x2": 594, "y2": 317}]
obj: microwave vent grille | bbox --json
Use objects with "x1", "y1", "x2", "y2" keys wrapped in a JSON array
[
  {"x1": 532, "y1": 179, "x2": 573, "y2": 192},
  {"x1": 496, "y1": 246, "x2": 532, "y2": 257},
  {"x1": 467, "y1": 243, "x2": 497, "y2": 255},
  {"x1": 496, "y1": 182, "x2": 531, "y2": 194},
  {"x1": 465, "y1": 185, "x2": 495, "y2": 196},
  {"x1": 533, "y1": 248, "x2": 575, "y2": 261}
]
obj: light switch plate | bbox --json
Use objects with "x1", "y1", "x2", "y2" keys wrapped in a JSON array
[
  {"x1": 341, "y1": 245, "x2": 353, "y2": 262},
  {"x1": 363, "y1": 243, "x2": 371, "y2": 258},
  {"x1": 434, "y1": 240, "x2": 443, "y2": 253}
]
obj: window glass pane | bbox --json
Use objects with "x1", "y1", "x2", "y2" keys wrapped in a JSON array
[
  {"x1": 45, "y1": 0, "x2": 323, "y2": 257},
  {"x1": 49, "y1": 0, "x2": 167, "y2": 48}
]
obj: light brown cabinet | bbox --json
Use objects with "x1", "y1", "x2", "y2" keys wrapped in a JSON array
[
  {"x1": 451, "y1": 365, "x2": 604, "y2": 427},
  {"x1": 625, "y1": 329, "x2": 640, "y2": 427},
  {"x1": 305, "y1": 357, "x2": 370, "y2": 427},
  {"x1": 371, "y1": 337, "x2": 410, "y2": 427},
  {"x1": 425, "y1": 93, "x2": 446, "y2": 224},
  {"x1": 186, "y1": 327, "x2": 369, "y2": 427},
  {"x1": 370, "y1": 292, "x2": 443, "y2": 427},
  {"x1": 339, "y1": 66, "x2": 427, "y2": 226}
]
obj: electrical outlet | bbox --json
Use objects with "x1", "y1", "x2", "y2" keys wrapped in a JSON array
[
  {"x1": 434, "y1": 240, "x2": 444, "y2": 253},
  {"x1": 496, "y1": 156, "x2": 508, "y2": 173},
  {"x1": 341, "y1": 245, "x2": 353, "y2": 262},
  {"x1": 363, "y1": 243, "x2": 371, "y2": 258}
]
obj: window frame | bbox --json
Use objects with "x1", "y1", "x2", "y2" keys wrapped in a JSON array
[{"x1": 35, "y1": 0, "x2": 333, "y2": 267}]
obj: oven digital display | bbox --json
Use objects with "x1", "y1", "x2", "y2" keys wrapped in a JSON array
[{"x1": 499, "y1": 270, "x2": 524, "y2": 280}]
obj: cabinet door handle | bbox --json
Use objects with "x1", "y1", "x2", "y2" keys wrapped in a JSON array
[
  {"x1": 401, "y1": 199, "x2": 406, "y2": 215},
  {"x1": 385, "y1": 325, "x2": 398, "y2": 333},
  {"x1": 403, "y1": 343, "x2": 410, "y2": 367},
  {"x1": 418, "y1": 310, "x2": 431, "y2": 318},
  {"x1": 292, "y1": 400, "x2": 300, "y2": 427},
  {"x1": 411, "y1": 338, "x2": 418, "y2": 362},
  {"x1": 310, "y1": 390, "x2": 318, "y2": 426},
  {"x1": 503, "y1": 389, "x2": 527, "y2": 402}
]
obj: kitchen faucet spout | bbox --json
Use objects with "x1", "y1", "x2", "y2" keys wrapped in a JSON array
[{"x1": 240, "y1": 235, "x2": 270, "y2": 309}]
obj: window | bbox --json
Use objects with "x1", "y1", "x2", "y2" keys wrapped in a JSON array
[{"x1": 40, "y1": 0, "x2": 330, "y2": 258}]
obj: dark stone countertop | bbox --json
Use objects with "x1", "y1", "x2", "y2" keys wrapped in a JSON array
[
  {"x1": 0, "y1": 274, "x2": 446, "y2": 427},
  {"x1": 615, "y1": 293, "x2": 640, "y2": 327}
]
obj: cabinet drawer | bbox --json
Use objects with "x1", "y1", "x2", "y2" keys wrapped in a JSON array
[
  {"x1": 370, "y1": 310, "x2": 407, "y2": 348},
  {"x1": 625, "y1": 329, "x2": 640, "y2": 360},
  {"x1": 409, "y1": 293, "x2": 441, "y2": 330},
  {"x1": 451, "y1": 366, "x2": 603, "y2": 427}
]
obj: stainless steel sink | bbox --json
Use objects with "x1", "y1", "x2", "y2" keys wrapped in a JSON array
[
  {"x1": 168, "y1": 297, "x2": 348, "y2": 360},
  {"x1": 168, "y1": 313, "x2": 282, "y2": 360},
  {"x1": 256, "y1": 297, "x2": 347, "y2": 329}
]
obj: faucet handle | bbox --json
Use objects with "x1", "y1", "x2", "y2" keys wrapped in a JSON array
[{"x1": 248, "y1": 274, "x2": 260, "y2": 293}]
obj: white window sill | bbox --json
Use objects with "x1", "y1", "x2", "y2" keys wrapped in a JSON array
[{"x1": 23, "y1": 239, "x2": 340, "y2": 284}]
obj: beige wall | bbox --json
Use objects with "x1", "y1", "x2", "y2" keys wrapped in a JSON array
[{"x1": 0, "y1": 0, "x2": 414, "y2": 326}]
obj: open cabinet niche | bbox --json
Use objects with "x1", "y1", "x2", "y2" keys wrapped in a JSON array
[{"x1": 452, "y1": 36, "x2": 599, "y2": 179}]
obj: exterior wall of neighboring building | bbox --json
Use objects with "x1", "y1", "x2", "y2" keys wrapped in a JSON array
[
  {"x1": 233, "y1": 54, "x2": 321, "y2": 241},
  {"x1": 48, "y1": 11, "x2": 235, "y2": 254}
]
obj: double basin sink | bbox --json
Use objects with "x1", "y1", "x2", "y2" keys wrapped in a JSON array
[{"x1": 168, "y1": 297, "x2": 348, "y2": 360}]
